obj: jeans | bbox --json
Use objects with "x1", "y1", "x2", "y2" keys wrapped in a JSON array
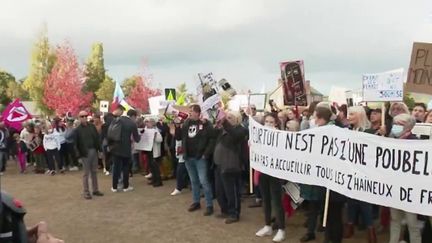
[
  {"x1": 259, "y1": 173, "x2": 285, "y2": 229},
  {"x1": 82, "y1": 149, "x2": 99, "y2": 194},
  {"x1": 46, "y1": 149, "x2": 62, "y2": 171},
  {"x1": 131, "y1": 153, "x2": 140, "y2": 172},
  {"x1": 347, "y1": 199, "x2": 374, "y2": 227},
  {"x1": 65, "y1": 143, "x2": 78, "y2": 167},
  {"x1": 389, "y1": 208, "x2": 421, "y2": 243},
  {"x1": 215, "y1": 167, "x2": 241, "y2": 219},
  {"x1": 185, "y1": 158, "x2": 213, "y2": 208},
  {"x1": 112, "y1": 155, "x2": 131, "y2": 189},
  {"x1": 176, "y1": 163, "x2": 188, "y2": 190}
]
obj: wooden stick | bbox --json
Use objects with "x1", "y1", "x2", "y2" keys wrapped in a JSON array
[
  {"x1": 381, "y1": 103, "x2": 386, "y2": 127},
  {"x1": 322, "y1": 188, "x2": 330, "y2": 227},
  {"x1": 249, "y1": 167, "x2": 254, "y2": 194}
]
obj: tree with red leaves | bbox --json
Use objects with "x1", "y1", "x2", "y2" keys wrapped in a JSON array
[
  {"x1": 44, "y1": 42, "x2": 93, "y2": 115},
  {"x1": 127, "y1": 75, "x2": 160, "y2": 113}
]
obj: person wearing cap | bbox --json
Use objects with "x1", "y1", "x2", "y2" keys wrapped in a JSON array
[
  {"x1": 74, "y1": 110, "x2": 104, "y2": 199},
  {"x1": 109, "y1": 106, "x2": 140, "y2": 192}
]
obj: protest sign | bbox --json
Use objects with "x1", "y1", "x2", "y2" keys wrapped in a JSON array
[
  {"x1": 134, "y1": 128, "x2": 156, "y2": 151},
  {"x1": 99, "y1": 100, "x2": 109, "y2": 113},
  {"x1": 329, "y1": 86, "x2": 347, "y2": 105},
  {"x1": 280, "y1": 60, "x2": 308, "y2": 106},
  {"x1": 249, "y1": 93, "x2": 267, "y2": 111},
  {"x1": 165, "y1": 88, "x2": 176, "y2": 101},
  {"x1": 406, "y1": 42, "x2": 432, "y2": 95},
  {"x1": 249, "y1": 118, "x2": 432, "y2": 216},
  {"x1": 148, "y1": 95, "x2": 165, "y2": 115},
  {"x1": 362, "y1": 68, "x2": 404, "y2": 102}
]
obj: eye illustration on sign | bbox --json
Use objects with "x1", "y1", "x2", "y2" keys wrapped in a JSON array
[{"x1": 6, "y1": 106, "x2": 29, "y2": 122}]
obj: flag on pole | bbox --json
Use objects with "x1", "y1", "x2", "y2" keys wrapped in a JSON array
[
  {"x1": 1, "y1": 99, "x2": 32, "y2": 131},
  {"x1": 111, "y1": 81, "x2": 133, "y2": 112}
]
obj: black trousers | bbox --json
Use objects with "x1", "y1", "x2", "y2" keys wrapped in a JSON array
[
  {"x1": 259, "y1": 174, "x2": 285, "y2": 229},
  {"x1": 112, "y1": 155, "x2": 131, "y2": 189},
  {"x1": 324, "y1": 201, "x2": 344, "y2": 243},
  {"x1": 65, "y1": 143, "x2": 79, "y2": 167},
  {"x1": 215, "y1": 167, "x2": 242, "y2": 219},
  {"x1": 46, "y1": 149, "x2": 62, "y2": 171},
  {"x1": 146, "y1": 151, "x2": 161, "y2": 185}
]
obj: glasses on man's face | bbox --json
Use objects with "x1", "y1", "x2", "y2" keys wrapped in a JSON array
[{"x1": 79, "y1": 115, "x2": 87, "y2": 118}]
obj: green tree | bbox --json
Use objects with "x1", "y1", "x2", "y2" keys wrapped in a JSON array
[
  {"x1": 95, "y1": 75, "x2": 115, "y2": 102},
  {"x1": 403, "y1": 92, "x2": 416, "y2": 110},
  {"x1": 22, "y1": 26, "x2": 54, "y2": 114},
  {"x1": 0, "y1": 70, "x2": 15, "y2": 105},
  {"x1": 121, "y1": 76, "x2": 139, "y2": 97},
  {"x1": 84, "y1": 43, "x2": 105, "y2": 100},
  {"x1": 6, "y1": 77, "x2": 30, "y2": 101}
]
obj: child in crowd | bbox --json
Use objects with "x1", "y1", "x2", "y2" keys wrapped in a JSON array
[
  {"x1": 14, "y1": 133, "x2": 27, "y2": 173},
  {"x1": 32, "y1": 125, "x2": 46, "y2": 174},
  {"x1": 43, "y1": 124, "x2": 62, "y2": 175}
]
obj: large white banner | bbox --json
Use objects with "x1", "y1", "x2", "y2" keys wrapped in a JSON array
[
  {"x1": 362, "y1": 68, "x2": 404, "y2": 102},
  {"x1": 249, "y1": 118, "x2": 432, "y2": 216}
]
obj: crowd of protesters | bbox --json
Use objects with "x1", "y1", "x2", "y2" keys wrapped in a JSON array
[{"x1": 1, "y1": 99, "x2": 432, "y2": 243}]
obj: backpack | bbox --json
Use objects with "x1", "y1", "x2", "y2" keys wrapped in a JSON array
[{"x1": 107, "y1": 117, "x2": 122, "y2": 143}]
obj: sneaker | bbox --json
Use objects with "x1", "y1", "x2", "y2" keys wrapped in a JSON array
[
  {"x1": 123, "y1": 187, "x2": 134, "y2": 192},
  {"x1": 0, "y1": 172, "x2": 3, "y2": 176},
  {"x1": 144, "y1": 173, "x2": 153, "y2": 179},
  {"x1": 188, "y1": 203, "x2": 201, "y2": 212},
  {"x1": 111, "y1": 188, "x2": 118, "y2": 193},
  {"x1": 256, "y1": 225, "x2": 273, "y2": 237},
  {"x1": 272, "y1": 229, "x2": 286, "y2": 242},
  {"x1": 69, "y1": 166, "x2": 79, "y2": 171},
  {"x1": 170, "y1": 189, "x2": 182, "y2": 196},
  {"x1": 225, "y1": 217, "x2": 239, "y2": 224},
  {"x1": 93, "y1": 191, "x2": 104, "y2": 196},
  {"x1": 203, "y1": 207, "x2": 214, "y2": 216},
  {"x1": 50, "y1": 170, "x2": 56, "y2": 176},
  {"x1": 104, "y1": 171, "x2": 110, "y2": 176},
  {"x1": 84, "y1": 194, "x2": 92, "y2": 200}
]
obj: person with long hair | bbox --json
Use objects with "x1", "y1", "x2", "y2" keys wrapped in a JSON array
[
  {"x1": 344, "y1": 106, "x2": 377, "y2": 243},
  {"x1": 255, "y1": 112, "x2": 286, "y2": 242}
]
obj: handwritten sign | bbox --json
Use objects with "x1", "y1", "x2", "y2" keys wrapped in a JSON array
[
  {"x1": 134, "y1": 128, "x2": 156, "y2": 151},
  {"x1": 362, "y1": 68, "x2": 404, "y2": 102},
  {"x1": 406, "y1": 42, "x2": 432, "y2": 95}
]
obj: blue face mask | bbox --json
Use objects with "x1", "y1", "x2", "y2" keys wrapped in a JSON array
[{"x1": 391, "y1": 125, "x2": 404, "y2": 137}]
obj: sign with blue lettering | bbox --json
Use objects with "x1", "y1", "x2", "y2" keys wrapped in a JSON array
[{"x1": 362, "y1": 68, "x2": 404, "y2": 102}]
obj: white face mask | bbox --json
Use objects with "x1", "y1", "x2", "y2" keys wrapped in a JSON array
[{"x1": 391, "y1": 124, "x2": 404, "y2": 138}]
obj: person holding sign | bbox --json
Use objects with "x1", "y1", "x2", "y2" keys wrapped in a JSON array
[
  {"x1": 213, "y1": 111, "x2": 248, "y2": 224},
  {"x1": 255, "y1": 113, "x2": 286, "y2": 242},
  {"x1": 344, "y1": 106, "x2": 377, "y2": 243},
  {"x1": 388, "y1": 114, "x2": 421, "y2": 243},
  {"x1": 313, "y1": 106, "x2": 346, "y2": 243}
]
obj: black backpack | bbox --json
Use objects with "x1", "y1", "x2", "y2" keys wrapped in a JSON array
[{"x1": 107, "y1": 117, "x2": 122, "y2": 143}]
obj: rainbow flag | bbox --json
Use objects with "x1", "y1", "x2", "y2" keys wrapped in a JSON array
[{"x1": 111, "y1": 81, "x2": 132, "y2": 112}]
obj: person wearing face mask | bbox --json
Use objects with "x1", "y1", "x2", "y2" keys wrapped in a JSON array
[
  {"x1": 255, "y1": 113, "x2": 286, "y2": 242},
  {"x1": 213, "y1": 111, "x2": 248, "y2": 224},
  {"x1": 388, "y1": 113, "x2": 421, "y2": 243}
]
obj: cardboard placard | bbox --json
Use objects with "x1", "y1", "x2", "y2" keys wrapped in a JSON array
[{"x1": 406, "y1": 42, "x2": 432, "y2": 95}]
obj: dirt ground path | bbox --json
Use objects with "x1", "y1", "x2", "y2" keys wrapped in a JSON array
[{"x1": 1, "y1": 163, "x2": 388, "y2": 243}]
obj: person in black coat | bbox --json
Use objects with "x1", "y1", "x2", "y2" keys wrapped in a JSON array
[
  {"x1": 108, "y1": 107, "x2": 140, "y2": 192},
  {"x1": 213, "y1": 111, "x2": 248, "y2": 224}
]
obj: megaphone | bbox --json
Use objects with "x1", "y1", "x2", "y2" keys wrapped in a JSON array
[
  {"x1": 164, "y1": 103, "x2": 189, "y2": 120},
  {"x1": 218, "y1": 79, "x2": 236, "y2": 96}
]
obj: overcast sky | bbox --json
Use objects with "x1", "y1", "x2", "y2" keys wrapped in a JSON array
[{"x1": 1, "y1": 0, "x2": 431, "y2": 95}]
